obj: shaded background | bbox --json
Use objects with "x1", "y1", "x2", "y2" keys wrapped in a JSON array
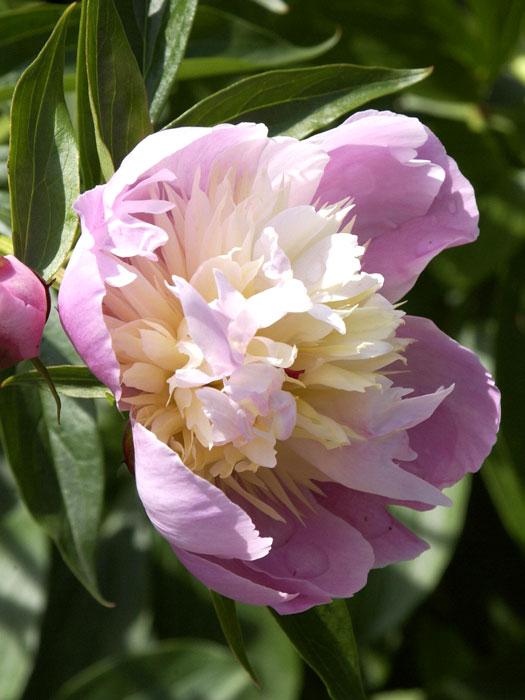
[{"x1": 1, "y1": 0, "x2": 524, "y2": 698}]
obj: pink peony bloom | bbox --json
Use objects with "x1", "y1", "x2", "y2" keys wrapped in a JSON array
[
  {"x1": 0, "y1": 255, "x2": 49, "y2": 370},
  {"x1": 58, "y1": 112, "x2": 500, "y2": 613}
]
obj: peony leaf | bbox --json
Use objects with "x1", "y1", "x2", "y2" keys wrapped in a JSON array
[
  {"x1": 54, "y1": 640, "x2": 254, "y2": 700},
  {"x1": 176, "y1": 6, "x2": 339, "y2": 80},
  {"x1": 21, "y1": 475, "x2": 153, "y2": 698},
  {"x1": 483, "y1": 438, "x2": 525, "y2": 553},
  {"x1": 144, "y1": 0, "x2": 198, "y2": 123},
  {"x1": 0, "y1": 301, "x2": 108, "y2": 606},
  {"x1": 495, "y1": 240, "x2": 525, "y2": 471},
  {"x1": 209, "y1": 591, "x2": 260, "y2": 687},
  {"x1": 0, "y1": 2, "x2": 79, "y2": 77},
  {"x1": 347, "y1": 477, "x2": 471, "y2": 644},
  {"x1": 167, "y1": 63, "x2": 432, "y2": 138},
  {"x1": 77, "y1": 0, "x2": 102, "y2": 191},
  {"x1": 85, "y1": 0, "x2": 152, "y2": 176},
  {"x1": 8, "y1": 3, "x2": 80, "y2": 281},
  {"x1": 0, "y1": 380, "x2": 109, "y2": 606},
  {"x1": 0, "y1": 454, "x2": 50, "y2": 700},
  {"x1": 0, "y1": 233, "x2": 12, "y2": 255},
  {"x1": 270, "y1": 599, "x2": 365, "y2": 700},
  {"x1": 486, "y1": 243, "x2": 525, "y2": 550},
  {"x1": 1, "y1": 365, "x2": 109, "y2": 400},
  {"x1": 248, "y1": 0, "x2": 290, "y2": 14}
]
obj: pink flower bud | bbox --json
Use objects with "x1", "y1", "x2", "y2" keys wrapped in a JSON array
[{"x1": 0, "y1": 255, "x2": 49, "y2": 370}]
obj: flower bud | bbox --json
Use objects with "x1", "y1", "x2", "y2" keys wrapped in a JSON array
[{"x1": 0, "y1": 255, "x2": 49, "y2": 370}]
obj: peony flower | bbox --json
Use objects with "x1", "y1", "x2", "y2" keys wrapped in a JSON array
[
  {"x1": 58, "y1": 111, "x2": 500, "y2": 613},
  {"x1": 0, "y1": 255, "x2": 49, "y2": 370}
]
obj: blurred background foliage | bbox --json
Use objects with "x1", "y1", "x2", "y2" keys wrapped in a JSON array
[{"x1": 0, "y1": 0, "x2": 524, "y2": 698}]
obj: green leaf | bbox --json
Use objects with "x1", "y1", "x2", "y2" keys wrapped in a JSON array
[
  {"x1": 0, "y1": 2, "x2": 79, "y2": 76},
  {"x1": 76, "y1": 0, "x2": 102, "y2": 191},
  {"x1": 348, "y1": 478, "x2": 471, "y2": 643},
  {"x1": 484, "y1": 235, "x2": 525, "y2": 554},
  {"x1": 167, "y1": 63, "x2": 432, "y2": 138},
  {"x1": 483, "y1": 437, "x2": 525, "y2": 553},
  {"x1": 210, "y1": 591, "x2": 259, "y2": 687},
  {"x1": 0, "y1": 382, "x2": 108, "y2": 606},
  {"x1": 2, "y1": 365, "x2": 109, "y2": 399},
  {"x1": 0, "y1": 453, "x2": 50, "y2": 700},
  {"x1": 270, "y1": 599, "x2": 365, "y2": 700},
  {"x1": 145, "y1": 0, "x2": 198, "y2": 123},
  {"x1": 248, "y1": 0, "x2": 289, "y2": 14},
  {"x1": 0, "y1": 298, "x2": 108, "y2": 605},
  {"x1": 237, "y1": 603, "x2": 301, "y2": 700},
  {"x1": 0, "y1": 233, "x2": 12, "y2": 255},
  {"x1": 85, "y1": 0, "x2": 153, "y2": 176},
  {"x1": 8, "y1": 3, "x2": 80, "y2": 280},
  {"x1": 0, "y1": 299, "x2": 108, "y2": 605},
  {"x1": 370, "y1": 692, "x2": 425, "y2": 700},
  {"x1": 55, "y1": 640, "x2": 254, "y2": 700},
  {"x1": 176, "y1": 6, "x2": 339, "y2": 80},
  {"x1": 21, "y1": 475, "x2": 153, "y2": 699},
  {"x1": 495, "y1": 240, "x2": 525, "y2": 470},
  {"x1": 466, "y1": 0, "x2": 525, "y2": 82}
]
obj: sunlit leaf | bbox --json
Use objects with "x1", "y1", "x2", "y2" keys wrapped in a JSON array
[
  {"x1": 85, "y1": 0, "x2": 152, "y2": 177},
  {"x1": 248, "y1": 0, "x2": 289, "y2": 14},
  {"x1": 8, "y1": 3, "x2": 79, "y2": 280},
  {"x1": 168, "y1": 64, "x2": 432, "y2": 138},
  {"x1": 2, "y1": 364, "x2": 108, "y2": 399},
  {"x1": 55, "y1": 640, "x2": 254, "y2": 700},
  {"x1": 0, "y1": 454, "x2": 50, "y2": 700}
]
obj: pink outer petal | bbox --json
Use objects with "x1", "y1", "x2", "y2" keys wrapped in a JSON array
[
  {"x1": 174, "y1": 496, "x2": 376, "y2": 614},
  {"x1": 245, "y1": 501, "x2": 374, "y2": 607},
  {"x1": 317, "y1": 484, "x2": 429, "y2": 568},
  {"x1": 310, "y1": 110, "x2": 478, "y2": 302},
  {"x1": 393, "y1": 316, "x2": 500, "y2": 489},
  {"x1": 58, "y1": 237, "x2": 122, "y2": 400},
  {"x1": 132, "y1": 421, "x2": 272, "y2": 560},
  {"x1": 172, "y1": 547, "x2": 298, "y2": 608}
]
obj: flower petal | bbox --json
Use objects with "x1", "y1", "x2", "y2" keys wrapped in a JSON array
[
  {"x1": 392, "y1": 315, "x2": 500, "y2": 488},
  {"x1": 172, "y1": 546, "x2": 298, "y2": 608},
  {"x1": 58, "y1": 237, "x2": 122, "y2": 399},
  {"x1": 310, "y1": 110, "x2": 478, "y2": 301},
  {"x1": 319, "y1": 484, "x2": 429, "y2": 568},
  {"x1": 169, "y1": 275, "x2": 240, "y2": 376},
  {"x1": 246, "y1": 500, "x2": 375, "y2": 610},
  {"x1": 283, "y1": 436, "x2": 451, "y2": 507},
  {"x1": 132, "y1": 420, "x2": 272, "y2": 560}
]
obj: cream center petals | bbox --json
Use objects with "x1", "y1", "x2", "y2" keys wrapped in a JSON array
[{"x1": 102, "y1": 153, "x2": 408, "y2": 520}]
